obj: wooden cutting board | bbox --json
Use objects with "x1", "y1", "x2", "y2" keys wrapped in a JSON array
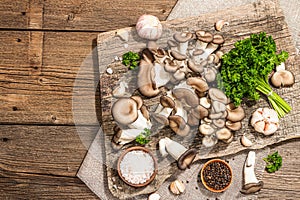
[{"x1": 97, "y1": 0, "x2": 300, "y2": 198}]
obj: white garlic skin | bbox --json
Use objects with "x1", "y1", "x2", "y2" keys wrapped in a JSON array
[
  {"x1": 251, "y1": 108, "x2": 279, "y2": 135},
  {"x1": 136, "y1": 15, "x2": 162, "y2": 40}
]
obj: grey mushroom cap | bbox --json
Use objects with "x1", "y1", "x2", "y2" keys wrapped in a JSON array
[
  {"x1": 171, "y1": 50, "x2": 187, "y2": 61},
  {"x1": 271, "y1": 70, "x2": 295, "y2": 88},
  {"x1": 177, "y1": 148, "x2": 198, "y2": 170},
  {"x1": 112, "y1": 98, "x2": 138, "y2": 125},
  {"x1": 241, "y1": 181, "x2": 264, "y2": 194},
  {"x1": 208, "y1": 88, "x2": 228, "y2": 104},
  {"x1": 152, "y1": 113, "x2": 169, "y2": 126},
  {"x1": 172, "y1": 88, "x2": 199, "y2": 108},
  {"x1": 173, "y1": 32, "x2": 193, "y2": 43}
]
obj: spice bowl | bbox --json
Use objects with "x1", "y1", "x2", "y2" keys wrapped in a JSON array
[
  {"x1": 117, "y1": 146, "x2": 158, "y2": 187},
  {"x1": 200, "y1": 159, "x2": 233, "y2": 193}
]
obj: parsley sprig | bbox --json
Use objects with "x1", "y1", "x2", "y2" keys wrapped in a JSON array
[
  {"x1": 218, "y1": 32, "x2": 291, "y2": 118},
  {"x1": 122, "y1": 51, "x2": 140, "y2": 70},
  {"x1": 135, "y1": 128, "x2": 151, "y2": 145},
  {"x1": 263, "y1": 151, "x2": 282, "y2": 173}
]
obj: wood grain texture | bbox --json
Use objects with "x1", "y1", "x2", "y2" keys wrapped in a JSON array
[
  {"x1": 0, "y1": 31, "x2": 100, "y2": 125},
  {"x1": 98, "y1": 1, "x2": 300, "y2": 198},
  {"x1": 0, "y1": 125, "x2": 97, "y2": 176},
  {"x1": 0, "y1": 0, "x2": 176, "y2": 31}
]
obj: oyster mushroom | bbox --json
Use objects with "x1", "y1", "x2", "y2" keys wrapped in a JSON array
[
  {"x1": 199, "y1": 97, "x2": 211, "y2": 109},
  {"x1": 138, "y1": 56, "x2": 160, "y2": 97},
  {"x1": 152, "y1": 62, "x2": 171, "y2": 88},
  {"x1": 164, "y1": 58, "x2": 180, "y2": 73},
  {"x1": 216, "y1": 128, "x2": 232, "y2": 141},
  {"x1": 226, "y1": 120, "x2": 242, "y2": 131},
  {"x1": 250, "y1": 107, "x2": 279, "y2": 135},
  {"x1": 186, "y1": 77, "x2": 209, "y2": 93},
  {"x1": 187, "y1": 59, "x2": 205, "y2": 73},
  {"x1": 271, "y1": 69, "x2": 295, "y2": 88},
  {"x1": 111, "y1": 96, "x2": 152, "y2": 129},
  {"x1": 203, "y1": 66, "x2": 217, "y2": 82},
  {"x1": 226, "y1": 103, "x2": 245, "y2": 122},
  {"x1": 202, "y1": 135, "x2": 218, "y2": 147},
  {"x1": 159, "y1": 137, "x2": 197, "y2": 170},
  {"x1": 212, "y1": 101, "x2": 226, "y2": 113},
  {"x1": 241, "y1": 151, "x2": 264, "y2": 194},
  {"x1": 208, "y1": 88, "x2": 228, "y2": 104},
  {"x1": 172, "y1": 88, "x2": 199, "y2": 108},
  {"x1": 171, "y1": 50, "x2": 187, "y2": 61},
  {"x1": 169, "y1": 115, "x2": 190, "y2": 137},
  {"x1": 167, "y1": 40, "x2": 179, "y2": 51},
  {"x1": 173, "y1": 32, "x2": 193, "y2": 55},
  {"x1": 152, "y1": 95, "x2": 175, "y2": 125},
  {"x1": 111, "y1": 127, "x2": 142, "y2": 150},
  {"x1": 195, "y1": 30, "x2": 213, "y2": 50},
  {"x1": 213, "y1": 118, "x2": 226, "y2": 128},
  {"x1": 199, "y1": 124, "x2": 215, "y2": 135}
]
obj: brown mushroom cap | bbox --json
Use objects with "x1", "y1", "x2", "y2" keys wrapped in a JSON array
[
  {"x1": 216, "y1": 128, "x2": 232, "y2": 140},
  {"x1": 186, "y1": 77, "x2": 209, "y2": 93},
  {"x1": 212, "y1": 34, "x2": 225, "y2": 44},
  {"x1": 241, "y1": 181, "x2": 264, "y2": 194},
  {"x1": 271, "y1": 70, "x2": 295, "y2": 87},
  {"x1": 173, "y1": 32, "x2": 193, "y2": 43},
  {"x1": 177, "y1": 148, "x2": 197, "y2": 170},
  {"x1": 195, "y1": 31, "x2": 213, "y2": 43},
  {"x1": 172, "y1": 88, "x2": 199, "y2": 108},
  {"x1": 140, "y1": 105, "x2": 150, "y2": 120},
  {"x1": 187, "y1": 60, "x2": 205, "y2": 73},
  {"x1": 160, "y1": 95, "x2": 175, "y2": 108},
  {"x1": 169, "y1": 115, "x2": 190, "y2": 137},
  {"x1": 167, "y1": 40, "x2": 179, "y2": 48},
  {"x1": 191, "y1": 105, "x2": 209, "y2": 119},
  {"x1": 164, "y1": 59, "x2": 180, "y2": 73},
  {"x1": 130, "y1": 95, "x2": 143, "y2": 109},
  {"x1": 138, "y1": 57, "x2": 160, "y2": 97},
  {"x1": 226, "y1": 121, "x2": 242, "y2": 131},
  {"x1": 213, "y1": 119, "x2": 226, "y2": 128},
  {"x1": 171, "y1": 50, "x2": 187, "y2": 61},
  {"x1": 112, "y1": 98, "x2": 138, "y2": 125},
  {"x1": 226, "y1": 103, "x2": 245, "y2": 122},
  {"x1": 193, "y1": 49, "x2": 205, "y2": 56}
]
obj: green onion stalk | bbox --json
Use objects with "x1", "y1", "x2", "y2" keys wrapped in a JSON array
[{"x1": 256, "y1": 77, "x2": 291, "y2": 118}]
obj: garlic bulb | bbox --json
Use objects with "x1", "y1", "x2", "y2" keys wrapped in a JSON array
[
  {"x1": 136, "y1": 14, "x2": 162, "y2": 40},
  {"x1": 250, "y1": 107, "x2": 279, "y2": 135}
]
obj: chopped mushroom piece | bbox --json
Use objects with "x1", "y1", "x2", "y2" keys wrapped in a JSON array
[
  {"x1": 241, "y1": 151, "x2": 264, "y2": 194},
  {"x1": 199, "y1": 97, "x2": 211, "y2": 109},
  {"x1": 159, "y1": 137, "x2": 197, "y2": 169}
]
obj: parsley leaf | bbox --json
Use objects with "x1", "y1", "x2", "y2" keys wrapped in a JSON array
[
  {"x1": 135, "y1": 128, "x2": 151, "y2": 145},
  {"x1": 122, "y1": 51, "x2": 140, "y2": 70},
  {"x1": 263, "y1": 151, "x2": 282, "y2": 173}
]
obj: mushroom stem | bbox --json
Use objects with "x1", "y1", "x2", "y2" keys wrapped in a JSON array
[
  {"x1": 164, "y1": 137, "x2": 187, "y2": 160},
  {"x1": 129, "y1": 110, "x2": 152, "y2": 130},
  {"x1": 153, "y1": 62, "x2": 171, "y2": 88},
  {"x1": 241, "y1": 151, "x2": 264, "y2": 194}
]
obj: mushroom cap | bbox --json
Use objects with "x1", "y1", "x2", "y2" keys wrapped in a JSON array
[
  {"x1": 212, "y1": 34, "x2": 225, "y2": 44},
  {"x1": 186, "y1": 77, "x2": 209, "y2": 93},
  {"x1": 226, "y1": 120, "x2": 242, "y2": 131},
  {"x1": 191, "y1": 105, "x2": 209, "y2": 119},
  {"x1": 187, "y1": 113, "x2": 200, "y2": 126},
  {"x1": 164, "y1": 59, "x2": 180, "y2": 73},
  {"x1": 173, "y1": 32, "x2": 193, "y2": 43},
  {"x1": 226, "y1": 103, "x2": 245, "y2": 122},
  {"x1": 213, "y1": 119, "x2": 226, "y2": 128},
  {"x1": 160, "y1": 95, "x2": 175, "y2": 108},
  {"x1": 131, "y1": 95, "x2": 143, "y2": 109},
  {"x1": 112, "y1": 98, "x2": 138, "y2": 125},
  {"x1": 195, "y1": 31, "x2": 213, "y2": 43},
  {"x1": 169, "y1": 115, "x2": 190, "y2": 137},
  {"x1": 212, "y1": 101, "x2": 226, "y2": 113},
  {"x1": 202, "y1": 135, "x2": 218, "y2": 147},
  {"x1": 172, "y1": 88, "x2": 199, "y2": 108},
  {"x1": 193, "y1": 49, "x2": 205, "y2": 56},
  {"x1": 152, "y1": 113, "x2": 169, "y2": 125},
  {"x1": 140, "y1": 105, "x2": 150, "y2": 120},
  {"x1": 177, "y1": 148, "x2": 198, "y2": 170},
  {"x1": 208, "y1": 88, "x2": 228, "y2": 104},
  {"x1": 171, "y1": 50, "x2": 187, "y2": 61},
  {"x1": 199, "y1": 124, "x2": 215, "y2": 136},
  {"x1": 271, "y1": 70, "x2": 295, "y2": 87},
  {"x1": 216, "y1": 128, "x2": 232, "y2": 140},
  {"x1": 241, "y1": 181, "x2": 264, "y2": 194},
  {"x1": 167, "y1": 40, "x2": 179, "y2": 48},
  {"x1": 187, "y1": 59, "x2": 205, "y2": 73}
]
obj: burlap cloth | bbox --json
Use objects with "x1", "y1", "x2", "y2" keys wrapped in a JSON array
[{"x1": 77, "y1": 0, "x2": 300, "y2": 199}]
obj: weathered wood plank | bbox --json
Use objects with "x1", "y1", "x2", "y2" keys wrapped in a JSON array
[
  {"x1": 0, "y1": 31, "x2": 100, "y2": 125},
  {"x1": 98, "y1": 1, "x2": 300, "y2": 198},
  {"x1": 0, "y1": 171, "x2": 98, "y2": 199},
  {"x1": 0, "y1": 125, "x2": 97, "y2": 176},
  {"x1": 0, "y1": 0, "x2": 177, "y2": 31}
]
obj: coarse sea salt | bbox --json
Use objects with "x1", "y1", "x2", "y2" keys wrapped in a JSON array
[{"x1": 119, "y1": 150, "x2": 155, "y2": 185}]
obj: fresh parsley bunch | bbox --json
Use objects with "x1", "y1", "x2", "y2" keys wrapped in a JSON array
[
  {"x1": 135, "y1": 128, "x2": 151, "y2": 145},
  {"x1": 218, "y1": 32, "x2": 291, "y2": 118},
  {"x1": 263, "y1": 151, "x2": 282, "y2": 173},
  {"x1": 122, "y1": 51, "x2": 140, "y2": 70}
]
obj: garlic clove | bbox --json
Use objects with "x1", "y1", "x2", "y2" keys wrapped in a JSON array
[
  {"x1": 148, "y1": 193, "x2": 161, "y2": 200},
  {"x1": 263, "y1": 123, "x2": 278, "y2": 135},
  {"x1": 169, "y1": 180, "x2": 185, "y2": 195},
  {"x1": 253, "y1": 121, "x2": 265, "y2": 133},
  {"x1": 241, "y1": 135, "x2": 253, "y2": 147}
]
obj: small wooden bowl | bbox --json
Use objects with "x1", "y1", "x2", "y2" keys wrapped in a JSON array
[
  {"x1": 200, "y1": 159, "x2": 233, "y2": 193},
  {"x1": 117, "y1": 146, "x2": 158, "y2": 187}
]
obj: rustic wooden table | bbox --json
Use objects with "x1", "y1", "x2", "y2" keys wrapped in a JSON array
[{"x1": 0, "y1": 1, "x2": 299, "y2": 199}]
